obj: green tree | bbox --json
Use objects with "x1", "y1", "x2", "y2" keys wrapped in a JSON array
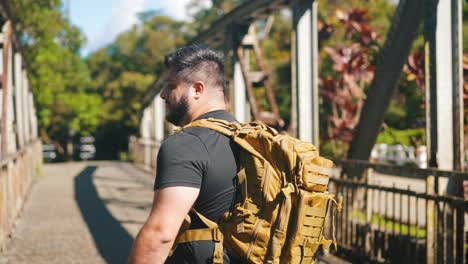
[
  {"x1": 9, "y1": 0, "x2": 102, "y2": 158},
  {"x1": 86, "y1": 15, "x2": 187, "y2": 159}
]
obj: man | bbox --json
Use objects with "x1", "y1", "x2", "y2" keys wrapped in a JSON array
[{"x1": 128, "y1": 45, "x2": 238, "y2": 264}]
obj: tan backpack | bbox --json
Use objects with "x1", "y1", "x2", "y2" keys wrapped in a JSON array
[{"x1": 173, "y1": 118, "x2": 343, "y2": 264}]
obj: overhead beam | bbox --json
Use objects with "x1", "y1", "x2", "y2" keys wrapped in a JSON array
[
  {"x1": 192, "y1": 0, "x2": 290, "y2": 46},
  {"x1": 347, "y1": 0, "x2": 425, "y2": 162}
]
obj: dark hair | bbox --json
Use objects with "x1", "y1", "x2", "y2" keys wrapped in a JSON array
[{"x1": 164, "y1": 45, "x2": 225, "y2": 93}]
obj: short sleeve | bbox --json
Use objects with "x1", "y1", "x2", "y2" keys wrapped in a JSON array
[{"x1": 154, "y1": 132, "x2": 210, "y2": 190}]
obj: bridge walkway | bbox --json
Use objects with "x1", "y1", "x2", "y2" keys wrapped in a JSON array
[{"x1": 0, "y1": 162, "x2": 154, "y2": 264}]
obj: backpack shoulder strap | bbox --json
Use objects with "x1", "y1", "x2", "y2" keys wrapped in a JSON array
[{"x1": 176, "y1": 118, "x2": 240, "y2": 137}]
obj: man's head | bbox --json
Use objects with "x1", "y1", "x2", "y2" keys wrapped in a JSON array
[{"x1": 160, "y1": 45, "x2": 226, "y2": 126}]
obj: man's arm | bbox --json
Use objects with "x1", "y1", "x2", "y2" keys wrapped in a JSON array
[{"x1": 128, "y1": 186, "x2": 200, "y2": 264}]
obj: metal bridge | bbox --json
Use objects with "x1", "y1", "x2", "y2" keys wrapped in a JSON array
[{"x1": 0, "y1": 1, "x2": 467, "y2": 264}]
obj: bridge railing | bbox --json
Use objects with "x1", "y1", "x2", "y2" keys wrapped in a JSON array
[
  {"x1": 0, "y1": 139, "x2": 41, "y2": 251},
  {"x1": 128, "y1": 136, "x2": 160, "y2": 174},
  {"x1": 326, "y1": 160, "x2": 468, "y2": 264}
]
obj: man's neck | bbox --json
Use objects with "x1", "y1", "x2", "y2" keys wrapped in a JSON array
[{"x1": 181, "y1": 106, "x2": 226, "y2": 126}]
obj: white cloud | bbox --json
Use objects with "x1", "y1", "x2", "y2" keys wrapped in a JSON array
[
  {"x1": 83, "y1": 0, "x2": 147, "y2": 55},
  {"x1": 156, "y1": 0, "x2": 192, "y2": 21},
  {"x1": 81, "y1": 0, "x2": 201, "y2": 55}
]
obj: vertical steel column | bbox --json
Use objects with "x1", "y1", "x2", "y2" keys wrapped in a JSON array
[
  {"x1": 435, "y1": 0, "x2": 454, "y2": 171},
  {"x1": 232, "y1": 26, "x2": 251, "y2": 123},
  {"x1": 426, "y1": 0, "x2": 463, "y2": 171},
  {"x1": 154, "y1": 94, "x2": 165, "y2": 142},
  {"x1": 451, "y1": 0, "x2": 464, "y2": 172},
  {"x1": 6, "y1": 31, "x2": 14, "y2": 155},
  {"x1": 1, "y1": 21, "x2": 11, "y2": 158},
  {"x1": 141, "y1": 108, "x2": 151, "y2": 170},
  {"x1": 233, "y1": 56, "x2": 249, "y2": 123},
  {"x1": 426, "y1": 1, "x2": 464, "y2": 263},
  {"x1": 289, "y1": 30, "x2": 297, "y2": 137},
  {"x1": 450, "y1": 2, "x2": 464, "y2": 264},
  {"x1": 425, "y1": 0, "x2": 438, "y2": 170},
  {"x1": 14, "y1": 53, "x2": 24, "y2": 148},
  {"x1": 28, "y1": 92, "x2": 37, "y2": 139},
  {"x1": 21, "y1": 69, "x2": 29, "y2": 143},
  {"x1": 23, "y1": 70, "x2": 30, "y2": 143},
  {"x1": 292, "y1": 0, "x2": 319, "y2": 145}
]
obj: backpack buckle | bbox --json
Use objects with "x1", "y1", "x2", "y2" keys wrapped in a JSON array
[{"x1": 212, "y1": 228, "x2": 223, "y2": 242}]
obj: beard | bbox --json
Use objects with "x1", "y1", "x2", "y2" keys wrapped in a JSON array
[{"x1": 165, "y1": 94, "x2": 189, "y2": 126}]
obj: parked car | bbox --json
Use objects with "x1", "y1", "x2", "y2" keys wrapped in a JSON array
[
  {"x1": 76, "y1": 136, "x2": 96, "y2": 161},
  {"x1": 42, "y1": 144, "x2": 57, "y2": 162}
]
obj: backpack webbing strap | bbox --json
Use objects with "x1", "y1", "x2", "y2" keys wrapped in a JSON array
[
  {"x1": 175, "y1": 208, "x2": 224, "y2": 264},
  {"x1": 183, "y1": 118, "x2": 266, "y2": 160},
  {"x1": 177, "y1": 228, "x2": 222, "y2": 243},
  {"x1": 181, "y1": 118, "x2": 237, "y2": 137},
  {"x1": 265, "y1": 183, "x2": 295, "y2": 263}
]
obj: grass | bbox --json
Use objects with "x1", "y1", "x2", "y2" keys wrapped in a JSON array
[{"x1": 349, "y1": 209, "x2": 427, "y2": 238}]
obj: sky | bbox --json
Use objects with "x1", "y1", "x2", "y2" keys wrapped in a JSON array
[
  {"x1": 70, "y1": 0, "x2": 192, "y2": 56},
  {"x1": 71, "y1": 0, "x2": 399, "y2": 56}
]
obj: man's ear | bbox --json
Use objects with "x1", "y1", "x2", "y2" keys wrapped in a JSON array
[{"x1": 192, "y1": 81, "x2": 206, "y2": 99}]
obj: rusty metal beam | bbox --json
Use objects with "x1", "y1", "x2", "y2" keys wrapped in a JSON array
[
  {"x1": 236, "y1": 47, "x2": 259, "y2": 120},
  {"x1": 347, "y1": 0, "x2": 425, "y2": 163},
  {"x1": 251, "y1": 26, "x2": 283, "y2": 126},
  {"x1": 192, "y1": 0, "x2": 290, "y2": 46}
]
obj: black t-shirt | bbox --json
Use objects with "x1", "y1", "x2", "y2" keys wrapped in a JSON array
[{"x1": 154, "y1": 110, "x2": 239, "y2": 263}]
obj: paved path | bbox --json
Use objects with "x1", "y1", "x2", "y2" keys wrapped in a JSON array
[{"x1": 0, "y1": 162, "x2": 155, "y2": 264}]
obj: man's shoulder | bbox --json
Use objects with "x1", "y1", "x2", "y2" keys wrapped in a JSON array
[{"x1": 160, "y1": 130, "x2": 206, "y2": 152}]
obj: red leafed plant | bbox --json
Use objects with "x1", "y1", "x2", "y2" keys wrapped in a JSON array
[
  {"x1": 403, "y1": 51, "x2": 425, "y2": 92},
  {"x1": 320, "y1": 8, "x2": 379, "y2": 145}
]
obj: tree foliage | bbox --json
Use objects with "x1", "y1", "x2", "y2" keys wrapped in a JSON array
[
  {"x1": 8, "y1": 0, "x2": 102, "y2": 157},
  {"x1": 86, "y1": 15, "x2": 187, "y2": 159}
]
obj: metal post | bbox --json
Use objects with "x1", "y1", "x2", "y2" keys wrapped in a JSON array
[
  {"x1": 232, "y1": 26, "x2": 251, "y2": 123},
  {"x1": 435, "y1": 0, "x2": 454, "y2": 171},
  {"x1": 28, "y1": 92, "x2": 37, "y2": 139},
  {"x1": 14, "y1": 53, "x2": 24, "y2": 148},
  {"x1": 426, "y1": 176, "x2": 436, "y2": 264},
  {"x1": 451, "y1": 0, "x2": 464, "y2": 172},
  {"x1": 289, "y1": 30, "x2": 297, "y2": 137},
  {"x1": 292, "y1": 0, "x2": 319, "y2": 145},
  {"x1": 1, "y1": 21, "x2": 11, "y2": 158},
  {"x1": 21, "y1": 69, "x2": 29, "y2": 144},
  {"x1": 141, "y1": 108, "x2": 151, "y2": 170},
  {"x1": 426, "y1": 1, "x2": 465, "y2": 260},
  {"x1": 154, "y1": 95, "x2": 165, "y2": 142},
  {"x1": 233, "y1": 53, "x2": 249, "y2": 123},
  {"x1": 425, "y1": 0, "x2": 438, "y2": 169},
  {"x1": 450, "y1": 2, "x2": 464, "y2": 263},
  {"x1": 23, "y1": 70, "x2": 29, "y2": 144}
]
